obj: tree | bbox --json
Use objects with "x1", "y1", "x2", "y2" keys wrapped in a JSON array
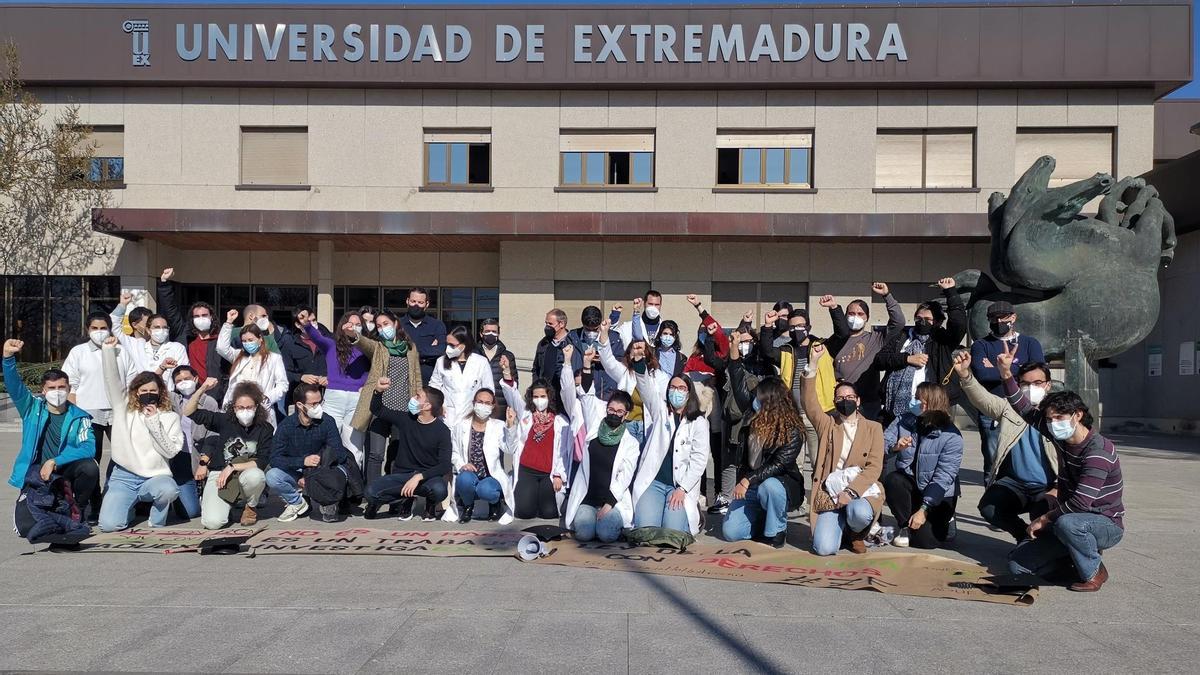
[{"x1": 0, "y1": 42, "x2": 114, "y2": 275}]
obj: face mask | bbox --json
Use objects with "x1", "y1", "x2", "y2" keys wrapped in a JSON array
[
  {"x1": 445, "y1": 345, "x2": 464, "y2": 359},
  {"x1": 481, "y1": 332, "x2": 499, "y2": 347},
  {"x1": 775, "y1": 318, "x2": 789, "y2": 333},
  {"x1": 738, "y1": 341, "x2": 752, "y2": 357},
  {"x1": 365, "y1": 322, "x2": 375, "y2": 333},
  {"x1": 242, "y1": 341, "x2": 260, "y2": 355},
  {"x1": 643, "y1": 306, "x2": 660, "y2": 321},
  {"x1": 474, "y1": 402, "x2": 494, "y2": 419},
  {"x1": 990, "y1": 320, "x2": 1014, "y2": 338},
  {"x1": 659, "y1": 334, "x2": 676, "y2": 349},
  {"x1": 908, "y1": 399, "x2": 924, "y2": 417},
  {"x1": 914, "y1": 320, "x2": 934, "y2": 336},
  {"x1": 44, "y1": 390, "x2": 68, "y2": 408},
  {"x1": 407, "y1": 397, "x2": 422, "y2": 415},
  {"x1": 668, "y1": 389, "x2": 687, "y2": 409},
  {"x1": 532, "y1": 396, "x2": 550, "y2": 412},
  {"x1": 1049, "y1": 418, "x2": 1076, "y2": 441},
  {"x1": 175, "y1": 379, "x2": 197, "y2": 396},
  {"x1": 604, "y1": 413, "x2": 625, "y2": 429},
  {"x1": 751, "y1": 397, "x2": 761, "y2": 412},
  {"x1": 407, "y1": 306, "x2": 425, "y2": 321},
  {"x1": 138, "y1": 392, "x2": 160, "y2": 408},
  {"x1": 304, "y1": 403, "x2": 324, "y2": 420},
  {"x1": 89, "y1": 329, "x2": 109, "y2": 346},
  {"x1": 791, "y1": 327, "x2": 808, "y2": 343},
  {"x1": 349, "y1": 325, "x2": 363, "y2": 336},
  {"x1": 1021, "y1": 385, "x2": 1048, "y2": 406},
  {"x1": 585, "y1": 330, "x2": 599, "y2": 343},
  {"x1": 236, "y1": 409, "x2": 256, "y2": 426},
  {"x1": 835, "y1": 399, "x2": 858, "y2": 417},
  {"x1": 379, "y1": 325, "x2": 396, "y2": 341},
  {"x1": 150, "y1": 329, "x2": 169, "y2": 345},
  {"x1": 543, "y1": 325, "x2": 556, "y2": 340},
  {"x1": 847, "y1": 316, "x2": 866, "y2": 331},
  {"x1": 193, "y1": 316, "x2": 212, "y2": 332},
  {"x1": 255, "y1": 317, "x2": 270, "y2": 331}
]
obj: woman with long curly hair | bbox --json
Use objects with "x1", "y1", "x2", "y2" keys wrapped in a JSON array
[
  {"x1": 721, "y1": 337, "x2": 807, "y2": 548},
  {"x1": 304, "y1": 311, "x2": 370, "y2": 465}
]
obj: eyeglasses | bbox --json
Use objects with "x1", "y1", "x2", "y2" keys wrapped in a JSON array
[
  {"x1": 834, "y1": 395, "x2": 857, "y2": 402},
  {"x1": 234, "y1": 406, "x2": 257, "y2": 413},
  {"x1": 606, "y1": 408, "x2": 627, "y2": 417},
  {"x1": 668, "y1": 386, "x2": 689, "y2": 393},
  {"x1": 1020, "y1": 380, "x2": 1048, "y2": 387}
]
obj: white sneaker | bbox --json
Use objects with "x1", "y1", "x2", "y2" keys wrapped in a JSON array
[
  {"x1": 278, "y1": 499, "x2": 310, "y2": 522},
  {"x1": 893, "y1": 527, "x2": 910, "y2": 547}
]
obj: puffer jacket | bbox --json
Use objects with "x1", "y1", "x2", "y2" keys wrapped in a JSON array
[{"x1": 884, "y1": 410, "x2": 964, "y2": 507}]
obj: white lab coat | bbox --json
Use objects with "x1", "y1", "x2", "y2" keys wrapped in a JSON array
[
  {"x1": 617, "y1": 313, "x2": 663, "y2": 347},
  {"x1": 630, "y1": 369, "x2": 711, "y2": 535},
  {"x1": 559, "y1": 358, "x2": 640, "y2": 529},
  {"x1": 499, "y1": 378, "x2": 570, "y2": 514},
  {"x1": 443, "y1": 417, "x2": 515, "y2": 525},
  {"x1": 596, "y1": 341, "x2": 670, "y2": 412},
  {"x1": 109, "y1": 306, "x2": 189, "y2": 389},
  {"x1": 216, "y1": 322, "x2": 288, "y2": 426},
  {"x1": 428, "y1": 352, "x2": 495, "y2": 423}
]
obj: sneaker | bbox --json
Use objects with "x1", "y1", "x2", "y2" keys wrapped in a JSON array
[
  {"x1": 487, "y1": 501, "x2": 504, "y2": 521},
  {"x1": 395, "y1": 498, "x2": 415, "y2": 521},
  {"x1": 706, "y1": 495, "x2": 730, "y2": 515},
  {"x1": 319, "y1": 504, "x2": 338, "y2": 523},
  {"x1": 278, "y1": 499, "x2": 310, "y2": 523},
  {"x1": 457, "y1": 500, "x2": 473, "y2": 524},
  {"x1": 239, "y1": 504, "x2": 258, "y2": 526},
  {"x1": 893, "y1": 527, "x2": 910, "y2": 547},
  {"x1": 421, "y1": 500, "x2": 438, "y2": 522},
  {"x1": 794, "y1": 501, "x2": 809, "y2": 518},
  {"x1": 363, "y1": 502, "x2": 380, "y2": 520}
]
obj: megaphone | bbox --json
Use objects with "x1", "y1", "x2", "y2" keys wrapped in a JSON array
[{"x1": 516, "y1": 534, "x2": 548, "y2": 561}]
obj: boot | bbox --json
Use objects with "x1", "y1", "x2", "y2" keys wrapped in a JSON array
[
  {"x1": 488, "y1": 501, "x2": 504, "y2": 521},
  {"x1": 458, "y1": 500, "x2": 473, "y2": 524},
  {"x1": 1068, "y1": 563, "x2": 1109, "y2": 592},
  {"x1": 239, "y1": 504, "x2": 258, "y2": 526},
  {"x1": 847, "y1": 528, "x2": 868, "y2": 554},
  {"x1": 363, "y1": 502, "x2": 380, "y2": 520}
]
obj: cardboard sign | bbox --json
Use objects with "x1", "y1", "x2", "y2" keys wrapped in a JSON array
[
  {"x1": 532, "y1": 540, "x2": 1036, "y2": 606},
  {"x1": 80, "y1": 526, "x2": 264, "y2": 554},
  {"x1": 246, "y1": 528, "x2": 527, "y2": 556}
]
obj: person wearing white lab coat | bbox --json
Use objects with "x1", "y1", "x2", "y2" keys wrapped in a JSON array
[
  {"x1": 443, "y1": 387, "x2": 515, "y2": 525},
  {"x1": 429, "y1": 325, "x2": 494, "y2": 423},
  {"x1": 110, "y1": 294, "x2": 190, "y2": 390},
  {"x1": 499, "y1": 355, "x2": 570, "y2": 520},
  {"x1": 596, "y1": 324, "x2": 670, "y2": 446},
  {"x1": 215, "y1": 314, "x2": 288, "y2": 428},
  {"x1": 560, "y1": 346, "x2": 640, "y2": 542}
]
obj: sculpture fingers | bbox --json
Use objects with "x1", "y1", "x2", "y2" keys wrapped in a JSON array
[{"x1": 1097, "y1": 177, "x2": 1139, "y2": 227}]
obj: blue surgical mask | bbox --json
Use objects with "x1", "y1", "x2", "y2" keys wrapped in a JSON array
[
  {"x1": 751, "y1": 397, "x2": 761, "y2": 412},
  {"x1": 407, "y1": 397, "x2": 422, "y2": 415},
  {"x1": 908, "y1": 399, "x2": 924, "y2": 417},
  {"x1": 379, "y1": 325, "x2": 396, "y2": 341},
  {"x1": 242, "y1": 341, "x2": 260, "y2": 355},
  {"x1": 659, "y1": 334, "x2": 676, "y2": 348},
  {"x1": 1049, "y1": 418, "x2": 1076, "y2": 441},
  {"x1": 668, "y1": 389, "x2": 687, "y2": 409}
]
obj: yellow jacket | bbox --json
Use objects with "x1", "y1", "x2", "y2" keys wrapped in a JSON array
[{"x1": 780, "y1": 341, "x2": 835, "y2": 412}]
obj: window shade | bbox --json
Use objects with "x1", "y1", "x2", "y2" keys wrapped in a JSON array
[
  {"x1": 925, "y1": 133, "x2": 973, "y2": 188},
  {"x1": 241, "y1": 128, "x2": 308, "y2": 185},
  {"x1": 74, "y1": 127, "x2": 124, "y2": 157},
  {"x1": 423, "y1": 131, "x2": 491, "y2": 144},
  {"x1": 1015, "y1": 130, "x2": 1113, "y2": 187},
  {"x1": 716, "y1": 133, "x2": 812, "y2": 149},
  {"x1": 875, "y1": 133, "x2": 924, "y2": 188},
  {"x1": 560, "y1": 132, "x2": 654, "y2": 153}
]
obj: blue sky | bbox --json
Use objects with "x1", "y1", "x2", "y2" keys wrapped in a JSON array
[{"x1": 3, "y1": 0, "x2": 1196, "y2": 97}]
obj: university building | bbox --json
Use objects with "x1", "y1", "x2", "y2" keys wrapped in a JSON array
[{"x1": 0, "y1": 1, "x2": 1195, "y2": 427}]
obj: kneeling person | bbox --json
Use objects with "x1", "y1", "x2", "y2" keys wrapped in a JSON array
[
  {"x1": 268, "y1": 383, "x2": 350, "y2": 522},
  {"x1": 364, "y1": 378, "x2": 452, "y2": 521},
  {"x1": 448, "y1": 388, "x2": 514, "y2": 524}
]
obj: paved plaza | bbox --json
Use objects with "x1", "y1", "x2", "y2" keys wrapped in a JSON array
[{"x1": 0, "y1": 427, "x2": 1194, "y2": 673}]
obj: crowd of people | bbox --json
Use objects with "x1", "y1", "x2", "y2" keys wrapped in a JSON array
[{"x1": 3, "y1": 268, "x2": 1124, "y2": 592}]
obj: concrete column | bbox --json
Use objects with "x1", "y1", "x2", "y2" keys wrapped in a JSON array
[{"x1": 317, "y1": 240, "x2": 334, "y2": 328}]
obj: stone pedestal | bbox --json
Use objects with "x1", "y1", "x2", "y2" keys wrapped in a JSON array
[{"x1": 1064, "y1": 335, "x2": 1102, "y2": 430}]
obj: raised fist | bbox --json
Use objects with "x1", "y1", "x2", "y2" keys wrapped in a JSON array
[
  {"x1": 610, "y1": 304, "x2": 623, "y2": 314},
  {"x1": 102, "y1": 336, "x2": 118, "y2": 348},
  {"x1": 376, "y1": 377, "x2": 392, "y2": 393},
  {"x1": 161, "y1": 357, "x2": 178, "y2": 370},
  {"x1": 764, "y1": 310, "x2": 779, "y2": 325},
  {"x1": 160, "y1": 268, "x2": 175, "y2": 283},
  {"x1": 2, "y1": 339, "x2": 23, "y2": 358},
  {"x1": 705, "y1": 322, "x2": 718, "y2": 336},
  {"x1": 936, "y1": 277, "x2": 956, "y2": 290},
  {"x1": 506, "y1": 406, "x2": 517, "y2": 428},
  {"x1": 583, "y1": 347, "x2": 597, "y2": 365},
  {"x1": 810, "y1": 342, "x2": 826, "y2": 358},
  {"x1": 201, "y1": 377, "x2": 219, "y2": 392},
  {"x1": 500, "y1": 355, "x2": 512, "y2": 380},
  {"x1": 871, "y1": 282, "x2": 890, "y2": 297},
  {"x1": 633, "y1": 298, "x2": 644, "y2": 312},
  {"x1": 742, "y1": 310, "x2": 754, "y2": 324},
  {"x1": 561, "y1": 344, "x2": 575, "y2": 362},
  {"x1": 952, "y1": 350, "x2": 972, "y2": 379},
  {"x1": 120, "y1": 290, "x2": 133, "y2": 305},
  {"x1": 226, "y1": 309, "x2": 239, "y2": 325},
  {"x1": 686, "y1": 294, "x2": 701, "y2": 308},
  {"x1": 818, "y1": 295, "x2": 837, "y2": 309},
  {"x1": 600, "y1": 318, "x2": 611, "y2": 333}
]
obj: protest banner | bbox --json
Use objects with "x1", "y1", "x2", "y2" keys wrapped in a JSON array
[
  {"x1": 246, "y1": 528, "x2": 528, "y2": 556},
  {"x1": 79, "y1": 526, "x2": 264, "y2": 554}
]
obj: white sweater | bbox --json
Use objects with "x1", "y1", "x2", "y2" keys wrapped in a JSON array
[{"x1": 102, "y1": 344, "x2": 183, "y2": 478}]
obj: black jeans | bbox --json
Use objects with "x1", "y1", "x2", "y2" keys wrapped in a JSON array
[
  {"x1": 60, "y1": 458, "x2": 100, "y2": 514},
  {"x1": 364, "y1": 418, "x2": 399, "y2": 489},
  {"x1": 91, "y1": 423, "x2": 112, "y2": 513},
  {"x1": 514, "y1": 465, "x2": 559, "y2": 519},
  {"x1": 366, "y1": 471, "x2": 448, "y2": 506},
  {"x1": 883, "y1": 471, "x2": 956, "y2": 549},
  {"x1": 978, "y1": 480, "x2": 1052, "y2": 543}
]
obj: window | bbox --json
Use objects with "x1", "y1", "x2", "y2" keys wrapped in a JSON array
[
  {"x1": 554, "y1": 281, "x2": 651, "y2": 328},
  {"x1": 0, "y1": 276, "x2": 120, "y2": 363},
  {"x1": 875, "y1": 129, "x2": 974, "y2": 189},
  {"x1": 711, "y1": 282, "x2": 809, "y2": 330},
  {"x1": 560, "y1": 131, "x2": 655, "y2": 187},
  {"x1": 82, "y1": 126, "x2": 125, "y2": 185},
  {"x1": 239, "y1": 127, "x2": 308, "y2": 186},
  {"x1": 254, "y1": 286, "x2": 313, "y2": 327},
  {"x1": 424, "y1": 130, "x2": 491, "y2": 187},
  {"x1": 1015, "y1": 129, "x2": 1115, "y2": 187},
  {"x1": 716, "y1": 132, "x2": 813, "y2": 188}
]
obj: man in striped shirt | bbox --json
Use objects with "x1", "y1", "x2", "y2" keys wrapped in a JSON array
[{"x1": 995, "y1": 341, "x2": 1124, "y2": 593}]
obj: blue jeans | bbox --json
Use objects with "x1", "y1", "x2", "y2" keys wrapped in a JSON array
[
  {"x1": 977, "y1": 412, "x2": 1000, "y2": 477},
  {"x1": 1009, "y1": 512, "x2": 1124, "y2": 581},
  {"x1": 573, "y1": 503, "x2": 624, "y2": 542},
  {"x1": 98, "y1": 465, "x2": 181, "y2": 532},
  {"x1": 721, "y1": 477, "x2": 788, "y2": 541},
  {"x1": 634, "y1": 480, "x2": 691, "y2": 532},
  {"x1": 456, "y1": 472, "x2": 503, "y2": 505},
  {"x1": 266, "y1": 467, "x2": 304, "y2": 506},
  {"x1": 811, "y1": 497, "x2": 875, "y2": 556},
  {"x1": 176, "y1": 478, "x2": 201, "y2": 519}
]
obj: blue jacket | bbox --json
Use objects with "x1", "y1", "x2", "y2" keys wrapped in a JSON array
[
  {"x1": 4, "y1": 356, "x2": 96, "y2": 489},
  {"x1": 884, "y1": 411, "x2": 963, "y2": 507},
  {"x1": 269, "y1": 413, "x2": 349, "y2": 472}
]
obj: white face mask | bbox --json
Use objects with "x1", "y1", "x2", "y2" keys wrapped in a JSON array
[
  {"x1": 193, "y1": 316, "x2": 212, "y2": 332},
  {"x1": 150, "y1": 328, "x2": 170, "y2": 345},
  {"x1": 175, "y1": 379, "x2": 197, "y2": 396},
  {"x1": 365, "y1": 322, "x2": 375, "y2": 333},
  {"x1": 44, "y1": 390, "x2": 68, "y2": 408},
  {"x1": 236, "y1": 409, "x2": 257, "y2": 426},
  {"x1": 89, "y1": 329, "x2": 109, "y2": 346},
  {"x1": 255, "y1": 317, "x2": 270, "y2": 331},
  {"x1": 1021, "y1": 384, "x2": 1048, "y2": 406},
  {"x1": 847, "y1": 316, "x2": 866, "y2": 331},
  {"x1": 304, "y1": 403, "x2": 324, "y2": 420},
  {"x1": 445, "y1": 345, "x2": 464, "y2": 359},
  {"x1": 738, "y1": 341, "x2": 752, "y2": 357},
  {"x1": 643, "y1": 306, "x2": 660, "y2": 321},
  {"x1": 351, "y1": 325, "x2": 363, "y2": 335},
  {"x1": 1049, "y1": 418, "x2": 1076, "y2": 441},
  {"x1": 532, "y1": 396, "x2": 550, "y2": 412},
  {"x1": 473, "y1": 402, "x2": 494, "y2": 419}
]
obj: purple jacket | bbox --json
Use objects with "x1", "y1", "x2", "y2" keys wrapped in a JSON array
[{"x1": 306, "y1": 323, "x2": 370, "y2": 392}]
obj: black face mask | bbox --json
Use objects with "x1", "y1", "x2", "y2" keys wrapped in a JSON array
[
  {"x1": 544, "y1": 325, "x2": 556, "y2": 340},
  {"x1": 137, "y1": 392, "x2": 159, "y2": 408},
  {"x1": 481, "y1": 334, "x2": 499, "y2": 347},
  {"x1": 990, "y1": 320, "x2": 1013, "y2": 337},
  {"x1": 790, "y1": 327, "x2": 808, "y2": 344},
  {"x1": 914, "y1": 320, "x2": 934, "y2": 336},
  {"x1": 835, "y1": 399, "x2": 858, "y2": 417},
  {"x1": 407, "y1": 305, "x2": 425, "y2": 321},
  {"x1": 604, "y1": 413, "x2": 625, "y2": 429},
  {"x1": 775, "y1": 318, "x2": 789, "y2": 333}
]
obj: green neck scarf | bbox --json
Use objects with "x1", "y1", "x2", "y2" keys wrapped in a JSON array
[
  {"x1": 597, "y1": 421, "x2": 627, "y2": 446},
  {"x1": 384, "y1": 339, "x2": 409, "y2": 358}
]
